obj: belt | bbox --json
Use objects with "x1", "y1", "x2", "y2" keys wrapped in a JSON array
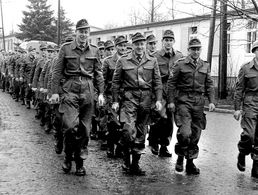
[
  {"x1": 68, "y1": 75, "x2": 91, "y2": 81},
  {"x1": 179, "y1": 91, "x2": 204, "y2": 97},
  {"x1": 124, "y1": 87, "x2": 151, "y2": 91}
]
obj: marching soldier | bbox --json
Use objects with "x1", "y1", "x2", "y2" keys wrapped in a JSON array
[
  {"x1": 112, "y1": 32, "x2": 162, "y2": 175},
  {"x1": 104, "y1": 40, "x2": 115, "y2": 58},
  {"x1": 146, "y1": 34, "x2": 157, "y2": 55},
  {"x1": 149, "y1": 30, "x2": 183, "y2": 157},
  {"x1": 234, "y1": 40, "x2": 258, "y2": 178},
  {"x1": 167, "y1": 38, "x2": 215, "y2": 174},
  {"x1": 20, "y1": 46, "x2": 36, "y2": 109},
  {"x1": 50, "y1": 19, "x2": 105, "y2": 176},
  {"x1": 102, "y1": 35, "x2": 128, "y2": 158}
]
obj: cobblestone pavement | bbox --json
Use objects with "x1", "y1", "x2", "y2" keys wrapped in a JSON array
[{"x1": 0, "y1": 91, "x2": 258, "y2": 195}]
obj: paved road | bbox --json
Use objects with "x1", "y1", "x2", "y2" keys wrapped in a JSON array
[{"x1": 0, "y1": 91, "x2": 257, "y2": 195}]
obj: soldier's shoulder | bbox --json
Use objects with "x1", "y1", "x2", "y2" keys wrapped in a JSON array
[
  {"x1": 241, "y1": 61, "x2": 253, "y2": 69},
  {"x1": 175, "y1": 57, "x2": 186, "y2": 64},
  {"x1": 90, "y1": 43, "x2": 97, "y2": 48}
]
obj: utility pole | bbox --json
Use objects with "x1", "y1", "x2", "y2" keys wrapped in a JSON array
[
  {"x1": 218, "y1": 0, "x2": 227, "y2": 99},
  {"x1": 0, "y1": 0, "x2": 5, "y2": 51},
  {"x1": 57, "y1": 0, "x2": 61, "y2": 46},
  {"x1": 151, "y1": 0, "x2": 154, "y2": 22},
  {"x1": 171, "y1": 0, "x2": 174, "y2": 20},
  {"x1": 207, "y1": 0, "x2": 217, "y2": 66}
]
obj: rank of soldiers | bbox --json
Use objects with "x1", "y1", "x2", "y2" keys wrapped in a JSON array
[{"x1": 0, "y1": 18, "x2": 257, "y2": 179}]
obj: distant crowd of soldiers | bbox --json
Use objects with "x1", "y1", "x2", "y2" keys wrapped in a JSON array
[{"x1": 1, "y1": 18, "x2": 257, "y2": 179}]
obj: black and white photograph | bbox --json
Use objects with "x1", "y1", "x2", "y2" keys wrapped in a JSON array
[{"x1": 0, "y1": 0, "x2": 258, "y2": 194}]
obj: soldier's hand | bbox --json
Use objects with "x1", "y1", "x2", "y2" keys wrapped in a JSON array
[
  {"x1": 209, "y1": 103, "x2": 216, "y2": 112},
  {"x1": 98, "y1": 93, "x2": 105, "y2": 107},
  {"x1": 19, "y1": 77, "x2": 23, "y2": 82},
  {"x1": 15, "y1": 78, "x2": 19, "y2": 81},
  {"x1": 31, "y1": 87, "x2": 37, "y2": 91},
  {"x1": 28, "y1": 83, "x2": 31, "y2": 87},
  {"x1": 167, "y1": 102, "x2": 175, "y2": 112},
  {"x1": 112, "y1": 102, "x2": 119, "y2": 112},
  {"x1": 155, "y1": 101, "x2": 162, "y2": 111},
  {"x1": 233, "y1": 110, "x2": 241, "y2": 121},
  {"x1": 49, "y1": 94, "x2": 60, "y2": 104}
]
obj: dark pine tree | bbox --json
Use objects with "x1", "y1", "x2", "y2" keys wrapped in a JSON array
[
  {"x1": 54, "y1": 7, "x2": 74, "y2": 44},
  {"x1": 16, "y1": 0, "x2": 56, "y2": 42}
]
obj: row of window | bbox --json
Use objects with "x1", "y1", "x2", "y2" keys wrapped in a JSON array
[{"x1": 93, "y1": 21, "x2": 258, "y2": 54}]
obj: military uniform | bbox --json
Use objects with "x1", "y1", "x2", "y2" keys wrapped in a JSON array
[
  {"x1": 168, "y1": 38, "x2": 214, "y2": 174},
  {"x1": 51, "y1": 19, "x2": 104, "y2": 176},
  {"x1": 149, "y1": 30, "x2": 183, "y2": 157},
  {"x1": 102, "y1": 52, "x2": 122, "y2": 157},
  {"x1": 112, "y1": 32, "x2": 162, "y2": 175},
  {"x1": 234, "y1": 40, "x2": 258, "y2": 178}
]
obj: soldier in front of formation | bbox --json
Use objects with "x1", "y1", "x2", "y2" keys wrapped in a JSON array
[
  {"x1": 112, "y1": 32, "x2": 162, "y2": 175},
  {"x1": 148, "y1": 30, "x2": 183, "y2": 157},
  {"x1": 234, "y1": 40, "x2": 258, "y2": 178},
  {"x1": 167, "y1": 38, "x2": 215, "y2": 174},
  {"x1": 50, "y1": 19, "x2": 105, "y2": 176}
]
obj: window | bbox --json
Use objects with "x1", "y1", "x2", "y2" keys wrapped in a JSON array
[
  {"x1": 111, "y1": 36, "x2": 116, "y2": 41},
  {"x1": 246, "y1": 21, "x2": 258, "y2": 53},
  {"x1": 189, "y1": 26, "x2": 198, "y2": 40}
]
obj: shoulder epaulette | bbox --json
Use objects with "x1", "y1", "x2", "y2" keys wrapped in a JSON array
[
  {"x1": 175, "y1": 57, "x2": 186, "y2": 63},
  {"x1": 90, "y1": 44, "x2": 97, "y2": 48}
]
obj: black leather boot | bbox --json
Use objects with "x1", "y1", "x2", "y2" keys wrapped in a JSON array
[
  {"x1": 251, "y1": 160, "x2": 258, "y2": 178},
  {"x1": 62, "y1": 156, "x2": 72, "y2": 173},
  {"x1": 75, "y1": 159, "x2": 86, "y2": 176},
  {"x1": 130, "y1": 153, "x2": 145, "y2": 176},
  {"x1": 122, "y1": 148, "x2": 131, "y2": 172},
  {"x1": 175, "y1": 156, "x2": 184, "y2": 172},
  {"x1": 159, "y1": 146, "x2": 172, "y2": 157},
  {"x1": 186, "y1": 159, "x2": 200, "y2": 175},
  {"x1": 237, "y1": 152, "x2": 246, "y2": 172}
]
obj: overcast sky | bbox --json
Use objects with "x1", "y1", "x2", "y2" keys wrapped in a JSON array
[{"x1": 1, "y1": 0, "x2": 210, "y2": 34}]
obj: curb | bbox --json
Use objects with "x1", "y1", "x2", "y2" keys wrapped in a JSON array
[{"x1": 204, "y1": 106, "x2": 234, "y2": 114}]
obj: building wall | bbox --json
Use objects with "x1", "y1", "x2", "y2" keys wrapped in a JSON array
[
  {"x1": 90, "y1": 16, "x2": 256, "y2": 77},
  {"x1": 0, "y1": 35, "x2": 21, "y2": 52}
]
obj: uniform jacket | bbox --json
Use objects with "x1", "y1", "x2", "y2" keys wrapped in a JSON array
[
  {"x1": 51, "y1": 40, "x2": 104, "y2": 94},
  {"x1": 20, "y1": 54, "x2": 35, "y2": 84},
  {"x1": 234, "y1": 58, "x2": 258, "y2": 110},
  {"x1": 102, "y1": 52, "x2": 120, "y2": 94},
  {"x1": 112, "y1": 51, "x2": 162, "y2": 103},
  {"x1": 167, "y1": 55, "x2": 215, "y2": 103}
]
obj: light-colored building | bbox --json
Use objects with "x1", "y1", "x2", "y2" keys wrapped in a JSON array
[
  {"x1": 90, "y1": 11, "x2": 257, "y2": 78},
  {"x1": 0, "y1": 34, "x2": 21, "y2": 52}
]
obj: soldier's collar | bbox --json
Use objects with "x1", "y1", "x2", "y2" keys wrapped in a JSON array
[{"x1": 160, "y1": 48, "x2": 175, "y2": 56}]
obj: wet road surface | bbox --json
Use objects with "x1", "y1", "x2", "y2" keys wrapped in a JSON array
[{"x1": 0, "y1": 91, "x2": 258, "y2": 195}]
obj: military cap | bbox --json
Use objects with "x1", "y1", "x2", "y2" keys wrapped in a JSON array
[
  {"x1": 114, "y1": 35, "x2": 128, "y2": 46},
  {"x1": 76, "y1": 19, "x2": 90, "y2": 30},
  {"x1": 131, "y1": 32, "x2": 146, "y2": 43},
  {"x1": 162, "y1": 30, "x2": 174, "y2": 39},
  {"x1": 27, "y1": 46, "x2": 36, "y2": 52},
  {"x1": 188, "y1": 38, "x2": 202, "y2": 48},
  {"x1": 251, "y1": 40, "x2": 258, "y2": 53},
  {"x1": 146, "y1": 34, "x2": 157, "y2": 43},
  {"x1": 65, "y1": 35, "x2": 74, "y2": 43},
  {"x1": 97, "y1": 41, "x2": 105, "y2": 49},
  {"x1": 104, "y1": 40, "x2": 114, "y2": 50},
  {"x1": 47, "y1": 45, "x2": 55, "y2": 51},
  {"x1": 39, "y1": 43, "x2": 47, "y2": 50}
]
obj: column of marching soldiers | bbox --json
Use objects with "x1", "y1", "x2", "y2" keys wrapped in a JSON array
[{"x1": 1, "y1": 20, "x2": 258, "y2": 179}]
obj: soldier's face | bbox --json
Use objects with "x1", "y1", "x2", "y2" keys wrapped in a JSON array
[
  {"x1": 188, "y1": 47, "x2": 201, "y2": 59},
  {"x1": 105, "y1": 47, "x2": 115, "y2": 57},
  {"x1": 133, "y1": 41, "x2": 146, "y2": 56},
  {"x1": 162, "y1": 38, "x2": 174, "y2": 51},
  {"x1": 76, "y1": 28, "x2": 90, "y2": 45},
  {"x1": 116, "y1": 43, "x2": 127, "y2": 55},
  {"x1": 146, "y1": 42, "x2": 156, "y2": 53}
]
